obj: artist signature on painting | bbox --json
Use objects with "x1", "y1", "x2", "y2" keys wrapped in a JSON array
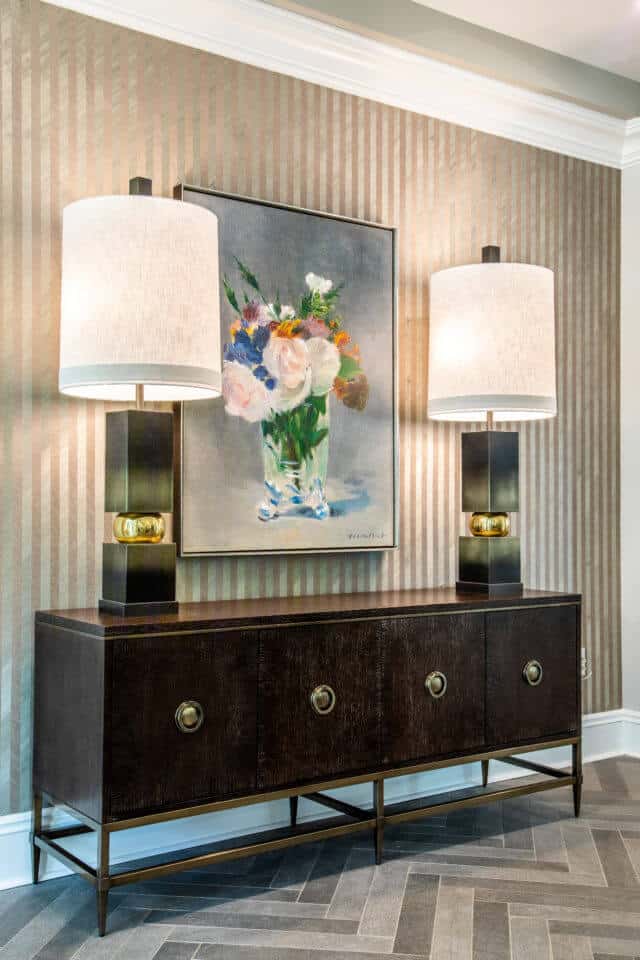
[{"x1": 347, "y1": 530, "x2": 385, "y2": 541}]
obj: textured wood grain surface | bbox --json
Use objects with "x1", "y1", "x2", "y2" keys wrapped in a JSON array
[
  {"x1": 381, "y1": 613, "x2": 485, "y2": 765},
  {"x1": 34, "y1": 595, "x2": 579, "y2": 822},
  {"x1": 257, "y1": 619, "x2": 382, "y2": 788},
  {"x1": 1, "y1": 0, "x2": 620, "y2": 814},
  {"x1": 36, "y1": 587, "x2": 579, "y2": 636},
  {"x1": 486, "y1": 606, "x2": 580, "y2": 744},
  {"x1": 33, "y1": 623, "x2": 105, "y2": 822},
  {"x1": 108, "y1": 631, "x2": 258, "y2": 818}
]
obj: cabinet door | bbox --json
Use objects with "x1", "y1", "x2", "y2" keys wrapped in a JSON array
[
  {"x1": 258, "y1": 620, "x2": 381, "y2": 789},
  {"x1": 107, "y1": 630, "x2": 257, "y2": 819},
  {"x1": 381, "y1": 613, "x2": 485, "y2": 766},
  {"x1": 486, "y1": 605, "x2": 579, "y2": 746}
]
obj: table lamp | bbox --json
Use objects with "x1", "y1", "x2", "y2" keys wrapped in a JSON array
[
  {"x1": 428, "y1": 245, "x2": 556, "y2": 594},
  {"x1": 59, "y1": 177, "x2": 221, "y2": 615}
]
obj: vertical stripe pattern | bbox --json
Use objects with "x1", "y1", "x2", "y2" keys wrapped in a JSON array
[{"x1": 0, "y1": 0, "x2": 621, "y2": 814}]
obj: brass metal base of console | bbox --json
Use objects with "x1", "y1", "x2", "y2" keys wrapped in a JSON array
[{"x1": 31, "y1": 735, "x2": 582, "y2": 937}]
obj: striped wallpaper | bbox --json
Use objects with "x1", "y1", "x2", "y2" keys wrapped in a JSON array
[{"x1": 0, "y1": 0, "x2": 620, "y2": 815}]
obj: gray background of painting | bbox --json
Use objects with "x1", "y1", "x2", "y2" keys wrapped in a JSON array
[{"x1": 181, "y1": 192, "x2": 396, "y2": 554}]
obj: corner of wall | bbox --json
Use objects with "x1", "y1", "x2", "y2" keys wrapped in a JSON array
[{"x1": 621, "y1": 143, "x2": 640, "y2": 711}]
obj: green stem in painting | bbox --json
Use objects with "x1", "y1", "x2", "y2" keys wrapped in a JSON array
[{"x1": 261, "y1": 394, "x2": 329, "y2": 486}]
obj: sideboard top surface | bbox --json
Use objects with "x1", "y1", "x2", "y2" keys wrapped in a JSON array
[{"x1": 35, "y1": 587, "x2": 581, "y2": 637}]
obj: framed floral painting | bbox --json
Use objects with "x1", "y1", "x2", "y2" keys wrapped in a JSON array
[{"x1": 175, "y1": 184, "x2": 398, "y2": 556}]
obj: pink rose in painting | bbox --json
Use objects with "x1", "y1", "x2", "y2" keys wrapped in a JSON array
[
  {"x1": 263, "y1": 336, "x2": 310, "y2": 390},
  {"x1": 222, "y1": 361, "x2": 272, "y2": 422},
  {"x1": 271, "y1": 367, "x2": 313, "y2": 413},
  {"x1": 302, "y1": 315, "x2": 330, "y2": 339}
]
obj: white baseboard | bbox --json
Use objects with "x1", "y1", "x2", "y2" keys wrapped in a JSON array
[{"x1": 1, "y1": 709, "x2": 637, "y2": 891}]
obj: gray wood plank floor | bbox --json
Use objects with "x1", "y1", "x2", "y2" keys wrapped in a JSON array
[{"x1": 3, "y1": 758, "x2": 640, "y2": 960}]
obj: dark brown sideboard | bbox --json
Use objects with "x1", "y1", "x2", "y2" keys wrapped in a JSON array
[{"x1": 33, "y1": 587, "x2": 582, "y2": 936}]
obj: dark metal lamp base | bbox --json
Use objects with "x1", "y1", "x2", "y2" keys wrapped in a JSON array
[
  {"x1": 101, "y1": 542, "x2": 177, "y2": 617},
  {"x1": 456, "y1": 580, "x2": 523, "y2": 596},
  {"x1": 458, "y1": 535, "x2": 522, "y2": 597},
  {"x1": 99, "y1": 598, "x2": 179, "y2": 616}
]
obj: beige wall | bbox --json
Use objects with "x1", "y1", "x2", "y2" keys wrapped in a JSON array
[{"x1": 0, "y1": 0, "x2": 620, "y2": 815}]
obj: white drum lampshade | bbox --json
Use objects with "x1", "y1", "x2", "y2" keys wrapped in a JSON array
[
  {"x1": 428, "y1": 259, "x2": 556, "y2": 422},
  {"x1": 59, "y1": 194, "x2": 221, "y2": 402}
]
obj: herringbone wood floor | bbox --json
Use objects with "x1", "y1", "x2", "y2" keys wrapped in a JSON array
[{"x1": 3, "y1": 758, "x2": 640, "y2": 959}]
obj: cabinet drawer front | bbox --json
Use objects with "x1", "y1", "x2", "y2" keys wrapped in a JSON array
[
  {"x1": 486, "y1": 605, "x2": 579, "y2": 746},
  {"x1": 381, "y1": 613, "x2": 485, "y2": 766},
  {"x1": 258, "y1": 621, "x2": 380, "y2": 789},
  {"x1": 108, "y1": 631, "x2": 257, "y2": 818}
]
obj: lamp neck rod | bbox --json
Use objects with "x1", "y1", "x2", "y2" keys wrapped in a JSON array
[
  {"x1": 129, "y1": 176, "x2": 152, "y2": 196},
  {"x1": 486, "y1": 410, "x2": 494, "y2": 430},
  {"x1": 135, "y1": 384, "x2": 144, "y2": 410},
  {"x1": 481, "y1": 245, "x2": 501, "y2": 263}
]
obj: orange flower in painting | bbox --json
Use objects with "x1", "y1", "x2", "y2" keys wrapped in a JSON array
[
  {"x1": 274, "y1": 319, "x2": 302, "y2": 338},
  {"x1": 334, "y1": 331, "x2": 351, "y2": 350},
  {"x1": 334, "y1": 374, "x2": 369, "y2": 411}
]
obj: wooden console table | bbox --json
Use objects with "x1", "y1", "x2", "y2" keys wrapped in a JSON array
[{"x1": 33, "y1": 587, "x2": 582, "y2": 936}]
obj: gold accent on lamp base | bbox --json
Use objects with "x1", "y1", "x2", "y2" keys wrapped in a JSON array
[
  {"x1": 113, "y1": 512, "x2": 165, "y2": 544},
  {"x1": 469, "y1": 512, "x2": 510, "y2": 537}
]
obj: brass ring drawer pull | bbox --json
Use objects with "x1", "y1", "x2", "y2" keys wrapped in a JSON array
[
  {"x1": 425, "y1": 671, "x2": 447, "y2": 699},
  {"x1": 523, "y1": 660, "x2": 543, "y2": 686},
  {"x1": 311, "y1": 684, "x2": 336, "y2": 716},
  {"x1": 175, "y1": 700, "x2": 204, "y2": 733}
]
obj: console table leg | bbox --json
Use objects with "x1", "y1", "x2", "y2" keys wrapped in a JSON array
[
  {"x1": 374, "y1": 780, "x2": 384, "y2": 865},
  {"x1": 572, "y1": 741, "x2": 582, "y2": 818},
  {"x1": 96, "y1": 828, "x2": 110, "y2": 937},
  {"x1": 31, "y1": 792, "x2": 43, "y2": 885},
  {"x1": 481, "y1": 759, "x2": 489, "y2": 788},
  {"x1": 289, "y1": 796, "x2": 299, "y2": 827},
  {"x1": 97, "y1": 889, "x2": 109, "y2": 939}
]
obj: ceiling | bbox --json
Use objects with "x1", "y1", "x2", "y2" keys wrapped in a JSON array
[{"x1": 413, "y1": 0, "x2": 640, "y2": 82}]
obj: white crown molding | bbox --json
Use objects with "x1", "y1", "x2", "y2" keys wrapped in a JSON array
[
  {"x1": 1, "y1": 709, "x2": 637, "y2": 891},
  {"x1": 623, "y1": 119, "x2": 640, "y2": 167},
  {"x1": 42, "y1": 0, "x2": 639, "y2": 169}
]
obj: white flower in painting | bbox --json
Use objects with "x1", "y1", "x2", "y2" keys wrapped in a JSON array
[
  {"x1": 222, "y1": 361, "x2": 272, "y2": 423},
  {"x1": 271, "y1": 366, "x2": 313, "y2": 413},
  {"x1": 307, "y1": 337, "x2": 340, "y2": 396},
  {"x1": 305, "y1": 272, "x2": 333, "y2": 295},
  {"x1": 265, "y1": 303, "x2": 295, "y2": 322},
  {"x1": 257, "y1": 303, "x2": 274, "y2": 326},
  {"x1": 263, "y1": 336, "x2": 310, "y2": 390}
]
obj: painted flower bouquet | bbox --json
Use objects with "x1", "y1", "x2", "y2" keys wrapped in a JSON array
[{"x1": 221, "y1": 260, "x2": 369, "y2": 520}]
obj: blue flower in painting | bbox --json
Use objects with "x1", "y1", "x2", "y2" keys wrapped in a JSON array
[
  {"x1": 223, "y1": 329, "x2": 263, "y2": 366},
  {"x1": 252, "y1": 325, "x2": 271, "y2": 354},
  {"x1": 253, "y1": 364, "x2": 277, "y2": 391},
  {"x1": 223, "y1": 340, "x2": 249, "y2": 365}
]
